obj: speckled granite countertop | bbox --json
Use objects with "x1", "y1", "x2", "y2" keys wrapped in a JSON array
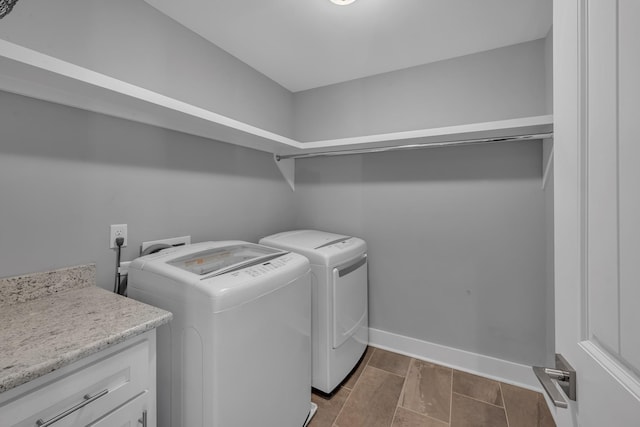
[{"x1": 0, "y1": 265, "x2": 172, "y2": 393}]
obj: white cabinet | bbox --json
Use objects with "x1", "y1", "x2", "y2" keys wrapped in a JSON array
[{"x1": 0, "y1": 331, "x2": 156, "y2": 427}]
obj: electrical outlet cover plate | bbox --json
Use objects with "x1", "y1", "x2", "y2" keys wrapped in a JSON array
[{"x1": 110, "y1": 224, "x2": 128, "y2": 248}]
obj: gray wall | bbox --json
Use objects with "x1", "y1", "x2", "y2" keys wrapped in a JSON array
[
  {"x1": 293, "y1": 141, "x2": 548, "y2": 366},
  {"x1": 0, "y1": 0, "x2": 294, "y2": 138},
  {"x1": 290, "y1": 37, "x2": 551, "y2": 367},
  {"x1": 293, "y1": 39, "x2": 547, "y2": 141},
  {"x1": 0, "y1": 91, "x2": 296, "y2": 288}
]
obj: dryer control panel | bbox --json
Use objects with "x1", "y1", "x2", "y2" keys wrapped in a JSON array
[{"x1": 329, "y1": 239, "x2": 358, "y2": 250}]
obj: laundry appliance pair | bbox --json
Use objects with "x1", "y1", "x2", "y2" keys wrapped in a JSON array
[{"x1": 127, "y1": 230, "x2": 368, "y2": 427}]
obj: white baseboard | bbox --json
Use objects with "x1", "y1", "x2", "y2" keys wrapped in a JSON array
[{"x1": 368, "y1": 328, "x2": 542, "y2": 392}]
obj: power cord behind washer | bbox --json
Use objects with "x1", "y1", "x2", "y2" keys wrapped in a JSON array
[{"x1": 113, "y1": 237, "x2": 125, "y2": 295}]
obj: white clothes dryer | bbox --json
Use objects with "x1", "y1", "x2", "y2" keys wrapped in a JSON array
[
  {"x1": 260, "y1": 230, "x2": 368, "y2": 394},
  {"x1": 128, "y1": 241, "x2": 313, "y2": 427}
]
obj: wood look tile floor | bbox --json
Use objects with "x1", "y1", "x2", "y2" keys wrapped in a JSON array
[{"x1": 310, "y1": 347, "x2": 556, "y2": 427}]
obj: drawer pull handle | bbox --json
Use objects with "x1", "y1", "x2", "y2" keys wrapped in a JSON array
[{"x1": 36, "y1": 389, "x2": 109, "y2": 426}]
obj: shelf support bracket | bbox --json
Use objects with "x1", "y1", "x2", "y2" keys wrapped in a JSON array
[
  {"x1": 274, "y1": 154, "x2": 295, "y2": 191},
  {"x1": 542, "y1": 138, "x2": 554, "y2": 190}
]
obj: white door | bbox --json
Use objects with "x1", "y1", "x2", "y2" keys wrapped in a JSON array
[{"x1": 552, "y1": 0, "x2": 640, "y2": 426}]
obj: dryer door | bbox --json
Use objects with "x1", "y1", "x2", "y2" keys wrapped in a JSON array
[{"x1": 332, "y1": 255, "x2": 368, "y2": 349}]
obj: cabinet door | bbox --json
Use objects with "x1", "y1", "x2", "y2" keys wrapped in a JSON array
[{"x1": 89, "y1": 393, "x2": 149, "y2": 427}]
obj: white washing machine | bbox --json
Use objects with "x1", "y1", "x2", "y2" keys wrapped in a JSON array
[
  {"x1": 260, "y1": 230, "x2": 368, "y2": 394},
  {"x1": 128, "y1": 241, "x2": 313, "y2": 427}
]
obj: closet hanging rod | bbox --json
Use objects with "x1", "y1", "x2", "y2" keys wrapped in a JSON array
[{"x1": 276, "y1": 132, "x2": 554, "y2": 161}]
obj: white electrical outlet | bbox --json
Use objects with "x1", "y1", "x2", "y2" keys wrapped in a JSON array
[{"x1": 110, "y1": 224, "x2": 128, "y2": 248}]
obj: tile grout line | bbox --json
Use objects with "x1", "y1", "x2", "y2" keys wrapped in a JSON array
[
  {"x1": 330, "y1": 348, "x2": 377, "y2": 427},
  {"x1": 400, "y1": 405, "x2": 452, "y2": 426},
  {"x1": 365, "y1": 364, "x2": 409, "y2": 380},
  {"x1": 330, "y1": 387, "x2": 351, "y2": 427},
  {"x1": 390, "y1": 357, "x2": 413, "y2": 427},
  {"x1": 449, "y1": 366, "x2": 453, "y2": 425},
  {"x1": 326, "y1": 389, "x2": 349, "y2": 426},
  {"x1": 390, "y1": 398, "x2": 400, "y2": 426},
  {"x1": 500, "y1": 382, "x2": 511, "y2": 427},
  {"x1": 366, "y1": 348, "x2": 414, "y2": 379},
  {"x1": 451, "y1": 391, "x2": 508, "y2": 410},
  {"x1": 341, "y1": 347, "x2": 373, "y2": 392}
]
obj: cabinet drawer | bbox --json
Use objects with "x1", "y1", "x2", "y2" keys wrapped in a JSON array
[{"x1": 1, "y1": 340, "x2": 149, "y2": 427}]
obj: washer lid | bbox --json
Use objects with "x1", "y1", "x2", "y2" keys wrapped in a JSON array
[{"x1": 168, "y1": 243, "x2": 285, "y2": 278}]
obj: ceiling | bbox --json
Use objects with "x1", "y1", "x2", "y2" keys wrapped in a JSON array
[{"x1": 144, "y1": 0, "x2": 552, "y2": 93}]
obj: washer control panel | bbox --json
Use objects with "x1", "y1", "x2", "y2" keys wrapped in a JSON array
[{"x1": 230, "y1": 255, "x2": 293, "y2": 278}]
